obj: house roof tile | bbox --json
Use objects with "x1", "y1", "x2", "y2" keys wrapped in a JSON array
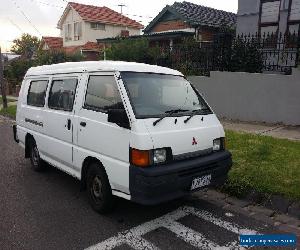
[
  {"x1": 172, "y1": 1, "x2": 236, "y2": 28},
  {"x1": 144, "y1": 1, "x2": 236, "y2": 32},
  {"x1": 64, "y1": 42, "x2": 103, "y2": 54},
  {"x1": 68, "y1": 2, "x2": 144, "y2": 29},
  {"x1": 42, "y1": 36, "x2": 63, "y2": 49}
]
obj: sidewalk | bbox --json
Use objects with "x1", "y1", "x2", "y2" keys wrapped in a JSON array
[{"x1": 221, "y1": 119, "x2": 300, "y2": 141}]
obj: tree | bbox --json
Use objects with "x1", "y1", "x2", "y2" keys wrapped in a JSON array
[
  {"x1": 106, "y1": 38, "x2": 160, "y2": 64},
  {"x1": 35, "y1": 50, "x2": 84, "y2": 66},
  {"x1": 0, "y1": 46, "x2": 8, "y2": 108},
  {"x1": 4, "y1": 50, "x2": 84, "y2": 85},
  {"x1": 11, "y1": 33, "x2": 40, "y2": 58}
]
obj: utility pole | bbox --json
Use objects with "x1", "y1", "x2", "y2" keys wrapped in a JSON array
[{"x1": 0, "y1": 46, "x2": 8, "y2": 109}]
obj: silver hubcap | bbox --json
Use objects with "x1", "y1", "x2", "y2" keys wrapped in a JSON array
[{"x1": 92, "y1": 176, "x2": 102, "y2": 199}]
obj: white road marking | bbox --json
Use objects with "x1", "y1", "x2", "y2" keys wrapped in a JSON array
[
  {"x1": 86, "y1": 206, "x2": 259, "y2": 250},
  {"x1": 183, "y1": 206, "x2": 258, "y2": 235},
  {"x1": 164, "y1": 220, "x2": 219, "y2": 249}
]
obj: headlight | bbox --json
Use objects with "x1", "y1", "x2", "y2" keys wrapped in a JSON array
[
  {"x1": 153, "y1": 148, "x2": 167, "y2": 164},
  {"x1": 213, "y1": 138, "x2": 225, "y2": 151},
  {"x1": 130, "y1": 148, "x2": 169, "y2": 167}
]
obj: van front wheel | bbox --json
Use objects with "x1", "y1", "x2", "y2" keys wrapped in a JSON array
[{"x1": 86, "y1": 163, "x2": 114, "y2": 213}]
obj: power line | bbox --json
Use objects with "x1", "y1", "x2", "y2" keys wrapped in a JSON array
[
  {"x1": 8, "y1": 18, "x2": 24, "y2": 33},
  {"x1": 30, "y1": 0, "x2": 64, "y2": 9},
  {"x1": 10, "y1": 0, "x2": 42, "y2": 36},
  {"x1": 124, "y1": 13, "x2": 153, "y2": 19}
]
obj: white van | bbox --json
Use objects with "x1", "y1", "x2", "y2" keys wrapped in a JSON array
[{"x1": 13, "y1": 61, "x2": 232, "y2": 213}]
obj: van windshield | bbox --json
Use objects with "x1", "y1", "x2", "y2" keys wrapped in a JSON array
[{"x1": 121, "y1": 72, "x2": 212, "y2": 118}]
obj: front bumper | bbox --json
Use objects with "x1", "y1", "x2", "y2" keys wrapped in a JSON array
[{"x1": 129, "y1": 150, "x2": 232, "y2": 205}]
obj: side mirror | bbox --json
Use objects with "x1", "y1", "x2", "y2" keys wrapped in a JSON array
[{"x1": 107, "y1": 109, "x2": 130, "y2": 129}]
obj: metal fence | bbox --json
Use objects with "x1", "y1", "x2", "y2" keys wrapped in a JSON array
[{"x1": 155, "y1": 32, "x2": 300, "y2": 76}]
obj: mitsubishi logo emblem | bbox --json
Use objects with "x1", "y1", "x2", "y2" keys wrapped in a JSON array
[{"x1": 192, "y1": 137, "x2": 198, "y2": 145}]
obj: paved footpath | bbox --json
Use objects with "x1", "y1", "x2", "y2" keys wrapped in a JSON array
[
  {"x1": 222, "y1": 119, "x2": 300, "y2": 141},
  {"x1": 0, "y1": 116, "x2": 299, "y2": 250}
]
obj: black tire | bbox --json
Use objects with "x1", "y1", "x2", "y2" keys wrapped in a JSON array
[
  {"x1": 29, "y1": 139, "x2": 45, "y2": 172},
  {"x1": 86, "y1": 162, "x2": 114, "y2": 213}
]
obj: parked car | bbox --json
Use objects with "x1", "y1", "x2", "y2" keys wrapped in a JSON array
[{"x1": 13, "y1": 61, "x2": 232, "y2": 213}]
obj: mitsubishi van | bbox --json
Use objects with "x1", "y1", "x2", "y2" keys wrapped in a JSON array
[{"x1": 13, "y1": 61, "x2": 232, "y2": 213}]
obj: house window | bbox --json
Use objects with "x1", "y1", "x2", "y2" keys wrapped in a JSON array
[
  {"x1": 261, "y1": 1, "x2": 280, "y2": 23},
  {"x1": 64, "y1": 24, "x2": 72, "y2": 41},
  {"x1": 91, "y1": 22, "x2": 105, "y2": 30},
  {"x1": 290, "y1": 0, "x2": 300, "y2": 21},
  {"x1": 287, "y1": 0, "x2": 300, "y2": 35},
  {"x1": 286, "y1": 0, "x2": 300, "y2": 45},
  {"x1": 259, "y1": 0, "x2": 280, "y2": 35},
  {"x1": 74, "y1": 22, "x2": 82, "y2": 41}
]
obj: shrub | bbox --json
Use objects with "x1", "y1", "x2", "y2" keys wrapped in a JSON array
[{"x1": 106, "y1": 38, "x2": 161, "y2": 64}]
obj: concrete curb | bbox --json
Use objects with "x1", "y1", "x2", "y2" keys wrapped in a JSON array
[{"x1": 192, "y1": 189, "x2": 300, "y2": 235}]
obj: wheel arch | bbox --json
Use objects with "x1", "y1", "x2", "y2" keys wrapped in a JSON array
[{"x1": 81, "y1": 156, "x2": 108, "y2": 190}]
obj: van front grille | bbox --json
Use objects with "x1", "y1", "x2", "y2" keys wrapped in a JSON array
[{"x1": 173, "y1": 148, "x2": 213, "y2": 162}]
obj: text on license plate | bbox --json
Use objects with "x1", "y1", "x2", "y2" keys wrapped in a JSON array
[{"x1": 191, "y1": 175, "x2": 212, "y2": 190}]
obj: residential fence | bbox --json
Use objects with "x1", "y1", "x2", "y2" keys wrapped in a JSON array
[
  {"x1": 188, "y1": 68, "x2": 300, "y2": 126},
  {"x1": 156, "y1": 32, "x2": 300, "y2": 76}
]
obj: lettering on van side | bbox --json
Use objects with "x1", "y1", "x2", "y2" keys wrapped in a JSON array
[{"x1": 25, "y1": 118, "x2": 43, "y2": 127}]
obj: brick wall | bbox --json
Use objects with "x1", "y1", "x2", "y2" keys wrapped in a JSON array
[
  {"x1": 151, "y1": 20, "x2": 190, "y2": 33},
  {"x1": 201, "y1": 29, "x2": 215, "y2": 41}
]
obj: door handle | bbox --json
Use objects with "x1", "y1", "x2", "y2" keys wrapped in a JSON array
[
  {"x1": 80, "y1": 121, "x2": 86, "y2": 127},
  {"x1": 67, "y1": 119, "x2": 71, "y2": 130}
]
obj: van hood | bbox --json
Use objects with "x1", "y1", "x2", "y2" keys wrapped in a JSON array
[{"x1": 143, "y1": 114, "x2": 224, "y2": 157}]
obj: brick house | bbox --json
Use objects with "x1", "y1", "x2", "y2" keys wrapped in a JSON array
[
  {"x1": 143, "y1": 1, "x2": 236, "y2": 47},
  {"x1": 41, "y1": 2, "x2": 143, "y2": 59}
]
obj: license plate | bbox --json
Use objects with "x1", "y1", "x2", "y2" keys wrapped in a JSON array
[{"x1": 191, "y1": 175, "x2": 212, "y2": 190}]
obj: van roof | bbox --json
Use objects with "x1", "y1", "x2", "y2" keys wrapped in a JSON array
[{"x1": 26, "y1": 61, "x2": 183, "y2": 76}]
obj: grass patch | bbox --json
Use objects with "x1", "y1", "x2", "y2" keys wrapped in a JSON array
[
  {"x1": 0, "y1": 105, "x2": 17, "y2": 119},
  {"x1": 223, "y1": 130, "x2": 300, "y2": 201},
  {"x1": 0, "y1": 97, "x2": 15, "y2": 104}
]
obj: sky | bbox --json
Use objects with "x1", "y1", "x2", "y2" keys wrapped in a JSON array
[{"x1": 0, "y1": 0, "x2": 238, "y2": 52}]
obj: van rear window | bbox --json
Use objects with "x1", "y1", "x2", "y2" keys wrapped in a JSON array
[
  {"x1": 27, "y1": 80, "x2": 48, "y2": 107},
  {"x1": 48, "y1": 79, "x2": 78, "y2": 111}
]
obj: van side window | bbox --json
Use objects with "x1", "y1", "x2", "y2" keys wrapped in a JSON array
[
  {"x1": 27, "y1": 80, "x2": 48, "y2": 107},
  {"x1": 84, "y1": 75, "x2": 123, "y2": 112},
  {"x1": 48, "y1": 78, "x2": 78, "y2": 111}
]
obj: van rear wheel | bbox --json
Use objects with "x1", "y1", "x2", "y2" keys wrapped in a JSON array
[
  {"x1": 29, "y1": 140, "x2": 45, "y2": 172},
  {"x1": 86, "y1": 163, "x2": 114, "y2": 213}
]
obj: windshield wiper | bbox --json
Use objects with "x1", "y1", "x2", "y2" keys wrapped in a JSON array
[
  {"x1": 184, "y1": 109, "x2": 210, "y2": 124},
  {"x1": 153, "y1": 109, "x2": 189, "y2": 126}
]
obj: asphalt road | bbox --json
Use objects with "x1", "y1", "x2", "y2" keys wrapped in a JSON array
[{"x1": 0, "y1": 117, "x2": 292, "y2": 250}]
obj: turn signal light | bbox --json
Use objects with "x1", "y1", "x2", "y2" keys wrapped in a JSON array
[{"x1": 131, "y1": 149, "x2": 150, "y2": 167}]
